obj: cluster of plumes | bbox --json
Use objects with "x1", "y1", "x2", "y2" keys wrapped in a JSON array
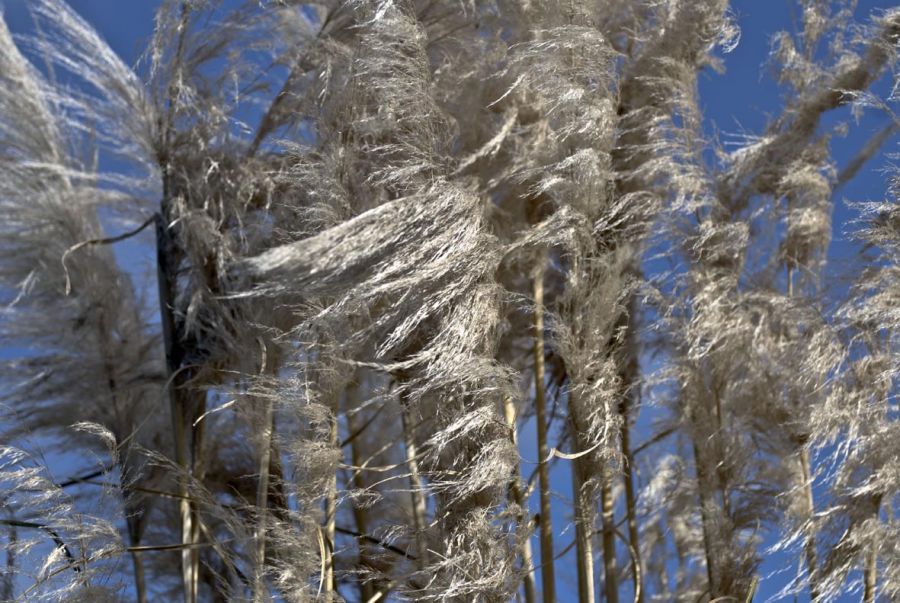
[
  {"x1": 501, "y1": 8, "x2": 626, "y2": 473},
  {"x1": 1, "y1": 0, "x2": 899, "y2": 602},
  {"x1": 0, "y1": 2, "x2": 161, "y2": 445},
  {"x1": 0, "y1": 435, "x2": 127, "y2": 601},
  {"x1": 0, "y1": 8, "x2": 169, "y2": 598},
  {"x1": 244, "y1": 4, "x2": 523, "y2": 598},
  {"x1": 816, "y1": 159, "x2": 900, "y2": 600},
  {"x1": 648, "y1": 2, "x2": 899, "y2": 602}
]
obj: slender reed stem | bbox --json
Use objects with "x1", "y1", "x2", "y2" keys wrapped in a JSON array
[
  {"x1": 620, "y1": 395, "x2": 642, "y2": 603},
  {"x1": 798, "y1": 447, "x2": 819, "y2": 601},
  {"x1": 130, "y1": 550, "x2": 148, "y2": 603},
  {"x1": 533, "y1": 258, "x2": 556, "y2": 603},
  {"x1": 863, "y1": 541, "x2": 877, "y2": 603},
  {"x1": 324, "y1": 414, "x2": 338, "y2": 600},
  {"x1": 600, "y1": 467, "x2": 618, "y2": 603},
  {"x1": 504, "y1": 397, "x2": 537, "y2": 603},
  {"x1": 253, "y1": 396, "x2": 274, "y2": 603},
  {"x1": 571, "y1": 457, "x2": 595, "y2": 603},
  {"x1": 789, "y1": 265, "x2": 819, "y2": 601},
  {"x1": 155, "y1": 212, "x2": 197, "y2": 603},
  {"x1": 347, "y1": 380, "x2": 376, "y2": 602},
  {"x1": 692, "y1": 439, "x2": 720, "y2": 598},
  {"x1": 863, "y1": 494, "x2": 882, "y2": 603},
  {"x1": 401, "y1": 401, "x2": 429, "y2": 571}
]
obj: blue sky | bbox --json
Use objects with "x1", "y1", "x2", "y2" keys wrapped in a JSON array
[{"x1": 1, "y1": 0, "x2": 897, "y2": 601}]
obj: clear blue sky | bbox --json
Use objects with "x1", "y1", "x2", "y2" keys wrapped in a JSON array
[{"x1": 1, "y1": 1, "x2": 896, "y2": 601}]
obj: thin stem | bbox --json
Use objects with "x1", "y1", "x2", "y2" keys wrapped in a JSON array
[
  {"x1": 863, "y1": 540, "x2": 877, "y2": 603},
  {"x1": 122, "y1": 480, "x2": 148, "y2": 603},
  {"x1": 504, "y1": 397, "x2": 537, "y2": 603},
  {"x1": 571, "y1": 457, "x2": 595, "y2": 603},
  {"x1": 863, "y1": 495, "x2": 882, "y2": 603},
  {"x1": 346, "y1": 381, "x2": 376, "y2": 603},
  {"x1": 600, "y1": 467, "x2": 618, "y2": 603},
  {"x1": 614, "y1": 526, "x2": 642, "y2": 603},
  {"x1": 620, "y1": 394, "x2": 643, "y2": 603},
  {"x1": 155, "y1": 3, "x2": 196, "y2": 601},
  {"x1": 798, "y1": 447, "x2": 819, "y2": 601},
  {"x1": 131, "y1": 550, "x2": 148, "y2": 603},
  {"x1": 0, "y1": 519, "x2": 79, "y2": 572},
  {"x1": 324, "y1": 414, "x2": 338, "y2": 600},
  {"x1": 692, "y1": 439, "x2": 720, "y2": 598},
  {"x1": 62, "y1": 215, "x2": 156, "y2": 296},
  {"x1": 566, "y1": 391, "x2": 596, "y2": 603},
  {"x1": 790, "y1": 264, "x2": 819, "y2": 601},
  {"x1": 401, "y1": 400, "x2": 429, "y2": 571},
  {"x1": 253, "y1": 396, "x2": 274, "y2": 603},
  {"x1": 2, "y1": 519, "x2": 14, "y2": 600},
  {"x1": 155, "y1": 212, "x2": 196, "y2": 603},
  {"x1": 533, "y1": 258, "x2": 556, "y2": 603}
]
